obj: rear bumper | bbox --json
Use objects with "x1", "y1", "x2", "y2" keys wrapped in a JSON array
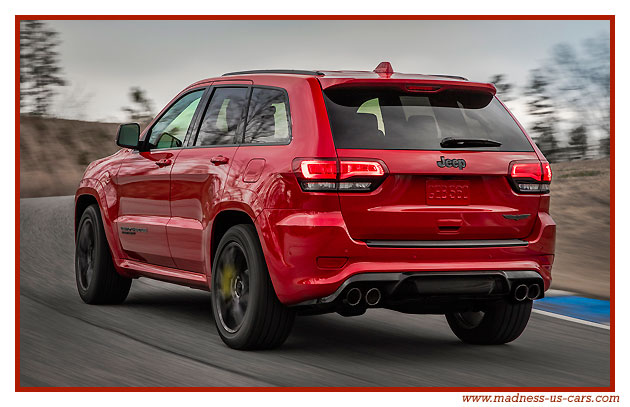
[
  {"x1": 256, "y1": 209, "x2": 555, "y2": 305},
  {"x1": 294, "y1": 270, "x2": 543, "y2": 307}
]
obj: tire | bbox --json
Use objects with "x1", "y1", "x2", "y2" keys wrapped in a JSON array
[
  {"x1": 445, "y1": 299, "x2": 532, "y2": 345},
  {"x1": 75, "y1": 204, "x2": 132, "y2": 304},
  {"x1": 211, "y1": 224, "x2": 295, "y2": 350}
]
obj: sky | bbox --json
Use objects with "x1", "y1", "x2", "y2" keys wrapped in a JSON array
[{"x1": 45, "y1": 19, "x2": 609, "y2": 127}]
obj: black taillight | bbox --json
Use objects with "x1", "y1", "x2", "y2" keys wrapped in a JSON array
[
  {"x1": 293, "y1": 158, "x2": 387, "y2": 192},
  {"x1": 509, "y1": 161, "x2": 552, "y2": 194}
]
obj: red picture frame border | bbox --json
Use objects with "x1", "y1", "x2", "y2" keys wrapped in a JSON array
[{"x1": 14, "y1": 14, "x2": 615, "y2": 392}]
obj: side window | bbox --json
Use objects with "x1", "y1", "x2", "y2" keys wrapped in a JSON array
[
  {"x1": 195, "y1": 87, "x2": 248, "y2": 146},
  {"x1": 244, "y1": 88, "x2": 290, "y2": 144},
  {"x1": 147, "y1": 90, "x2": 204, "y2": 149}
]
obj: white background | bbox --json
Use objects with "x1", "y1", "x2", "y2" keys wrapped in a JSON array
[{"x1": 4, "y1": 1, "x2": 624, "y2": 405}]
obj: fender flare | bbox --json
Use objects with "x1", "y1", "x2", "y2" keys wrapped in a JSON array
[
  {"x1": 209, "y1": 201, "x2": 280, "y2": 288},
  {"x1": 75, "y1": 179, "x2": 131, "y2": 277}
]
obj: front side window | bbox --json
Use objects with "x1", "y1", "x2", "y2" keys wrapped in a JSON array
[
  {"x1": 147, "y1": 90, "x2": 204, "y2": 149},
  {"x1": 195, "y1": 87, "x2": 248, "y2": 146},
  {"x1": 244, "y1": 88, "x2": 290, "y2": 144}
]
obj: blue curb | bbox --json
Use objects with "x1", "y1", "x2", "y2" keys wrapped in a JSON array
[{"x1": 534, "y1": 296, "x2": 610, "y2": 324}]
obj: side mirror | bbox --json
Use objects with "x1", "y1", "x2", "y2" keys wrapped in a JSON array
[{"x1": 116, "y1": 123, "x2": 141, "y2": 149}]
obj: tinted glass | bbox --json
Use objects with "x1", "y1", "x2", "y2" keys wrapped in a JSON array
[
  {"x1": 244, "y1": 88, "x2": 290, "y2": 144},
  {"x1": 323, "y1": 88, "x2": 534, "y2": 151},
  {"x1": 195, "y1": 87, "x2": 248, "y2": 146},
  {"x1": 147, "y1": 90, "x2": 204, "y2": 149}
]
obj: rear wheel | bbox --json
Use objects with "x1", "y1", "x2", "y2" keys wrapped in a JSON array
[
  {"x1": 445, "y1": 299, "x2": 532, "y2": 345},
  {"x1": 75, "y1": 204, "x2": 132, "y2": 304},
  {"x1": 211, "y1": 224, "x2": 295, "y2": 350}
]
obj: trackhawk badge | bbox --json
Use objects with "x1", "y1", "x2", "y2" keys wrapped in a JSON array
[
  {"x1": 121, "y1": 226, "x2": 148, "y2": 235},
  {"x1": 436, "y1": 156, "x2": 466, "y2": 170}
]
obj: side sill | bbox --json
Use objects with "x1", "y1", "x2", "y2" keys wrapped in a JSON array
[{"x1": 119, "y1": 259, "x2": 209, "y2": 290}]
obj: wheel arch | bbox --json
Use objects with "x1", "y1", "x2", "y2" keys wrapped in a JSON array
[
  {"x1": 75, "y1": 193, "x2": 99, "y2": 235},
  {"x1": 75, "y1": 181, "x2": 127, "y2": 275},
  {"x1": 211, "y1": 208, "x2": 257, "y2": 266},
  {"x1": 210, "y1": 206, "x2": 292, "y2": 310}
]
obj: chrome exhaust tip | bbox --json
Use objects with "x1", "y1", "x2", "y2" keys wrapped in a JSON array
[
  {"x1": 527, "y1": 284, "x2": 541, "y2": 300},
  {"x1": 365, "y1": 288, "x2": 382, "y2": 306},
  {"x1": 345, "y1": 287, "x2": 362, "y2": 306},
  {"x1": 514, "y1": 284, "x2": 529, "y2": 302}
]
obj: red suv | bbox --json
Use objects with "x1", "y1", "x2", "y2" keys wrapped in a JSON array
[{"x1": 75, "y1": 62, "x2": 555, "y2": 350}]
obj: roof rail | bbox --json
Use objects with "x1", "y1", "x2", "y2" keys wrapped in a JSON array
[
  {"x1": 429, "y1": 74, "x2": 469, "y2": 81},
  {"x1": 222, "y1": 69, "x2": 325, "y2": 77}
]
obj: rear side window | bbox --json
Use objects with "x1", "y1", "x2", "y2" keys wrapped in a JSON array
[
  {"x1": 323, "y1": 88, "x2": 534, "y2": 151},
  {"x1": 244, "y1": 88, "x2": 290, "y2": 144},
  {"x1": 195, "y1": 87, "x2": 248, "y2": 146}
]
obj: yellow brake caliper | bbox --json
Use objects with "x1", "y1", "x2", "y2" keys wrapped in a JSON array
[{"x1": 220, "y1": 263, "x2": 236, "y2": 299}]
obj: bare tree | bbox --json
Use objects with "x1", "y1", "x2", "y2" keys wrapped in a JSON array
[
  {"x1": 20, "y1": 20, "x2": 66, "y2": 116},
  {"x1": 599, "y1": 136, "x2": 610, "y2": 157},
  {"x1": 568, "y1": 125, "x2": 588, "y2": 160},
  {"x1": 545, "y1": 34, "x2": 610, "y2": 157},
  {"x1": 488, "y1": 74, "x2": 515, "y2": 103},
  {"x1": 122, "y1": 87, "x2": 154, "y2": 125},
  {"x1": 525, "y1": 69, "x2": 560, "y2": 162}
]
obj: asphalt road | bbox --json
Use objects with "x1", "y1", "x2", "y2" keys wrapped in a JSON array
[{"x1": 19, "y1": 196, "x2": 610, "y2": 387}]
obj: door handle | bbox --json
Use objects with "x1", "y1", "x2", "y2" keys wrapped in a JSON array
[
  {"x1": 155, "y1": 158, "x2": 172, "y2": 167},
  {"x1": 211, "y1": 155, "x2": 229, "y2": 165}
]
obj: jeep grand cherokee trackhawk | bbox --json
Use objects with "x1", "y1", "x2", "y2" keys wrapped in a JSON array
[{"x1": 74, "y1": 62, "x2": 555, "y2": 350}]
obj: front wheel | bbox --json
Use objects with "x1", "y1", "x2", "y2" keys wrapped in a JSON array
[
  {"x1": 75, "y1": 204, "x2": 132, "y2": 304},
  {"x1": 445, "y1": 299, "x2": 532, "y2": 345},
  {"x1": 211, "y1": 224, "x2": 295, "y2": 350}
]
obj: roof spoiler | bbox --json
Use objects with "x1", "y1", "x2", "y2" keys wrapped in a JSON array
[{"x1": 321, "y1": 79, "x2": 496, "y2": 95}]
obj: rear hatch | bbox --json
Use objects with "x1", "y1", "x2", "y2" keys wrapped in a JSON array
[{"x1": 321, "y1": 81, "x2": 544, "y2": 242}]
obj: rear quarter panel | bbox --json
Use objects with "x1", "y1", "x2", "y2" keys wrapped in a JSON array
[{"x1": 222, "y1": 76, "x2": 341, "y2": 294}]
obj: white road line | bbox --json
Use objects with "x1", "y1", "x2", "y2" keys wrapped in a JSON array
[
  {"x1": 532, "y1": 309, "x2": 610, "y2": 330},
  {"x1": 545, "y1": 289, "x2": 576, "y2": 297}
]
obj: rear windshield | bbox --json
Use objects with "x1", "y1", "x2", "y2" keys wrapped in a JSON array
[{"x1": 323, "y1": 87, "x2": 534, "y2": 151}]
